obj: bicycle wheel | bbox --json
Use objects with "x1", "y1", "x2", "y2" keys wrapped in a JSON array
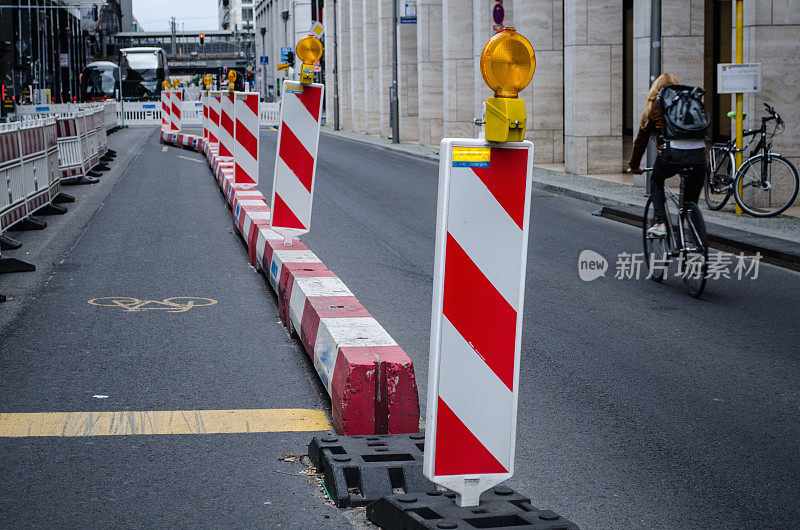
[
  {"x1": 679, "y1": 203, "x2": 708, "y2": 298},
  {"x1": 705, "y1": 146, "x2": 734, "y2": 210},
  {"x1": 642, "y1": 198, "x2": 668, "y2": 283},
  {"x1": 733, "y1": 154, "x2": 799, "y2": 217}
]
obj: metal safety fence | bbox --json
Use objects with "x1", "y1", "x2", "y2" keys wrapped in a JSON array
[{"x1": 15, "y1": 100, "x2": 280, "y2": 128}]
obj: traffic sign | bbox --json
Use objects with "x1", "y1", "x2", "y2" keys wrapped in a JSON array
[
  {"x1": 277, "y1": 63, "x2": 290, "y2": 71},
  {"x1": 310, "y1": 21, "x2": 324, "y2": 38},
  {"x1": 424, "y1": 138, "x2": 534, "y2": 507},
  {"x1": 280, "y1": 46, "x2": 292, "y2": 62},
  {"x1": 260, "y1": 55, "x2": 268, "y2": 65}
]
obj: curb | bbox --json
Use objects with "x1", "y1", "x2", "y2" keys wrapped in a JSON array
[{"x1": 161, "y1": 130, "x2": 421, "y2": 435}]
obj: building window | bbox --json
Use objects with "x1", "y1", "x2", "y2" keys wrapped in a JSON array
[{"x1": 242, "y1": 7, "x2": 254, "y2": 21}]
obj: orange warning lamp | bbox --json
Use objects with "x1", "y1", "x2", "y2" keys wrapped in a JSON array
[
  {"x1": 296, "y1": 35, "x2": 322, "y2": 85},
  {"x1": 171, "y1": 78, "x2": 180, "y2": 89},
  {"x1": 479, "y1": 27, "x2": 536, "y2": 142},
  {"x1": 203, "y1": 75, "x2": 213, "y2": 89},
  {"x1": 227, "y1": 70, "x2": 237, "y2": 92},
  {"x1": 162, "y1": 80, "x2": 171, "y2": 90}
]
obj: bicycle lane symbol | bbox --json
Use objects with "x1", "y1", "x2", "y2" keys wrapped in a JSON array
[{"x1": 87, "y1": 297, "x2": 218, "y2": 313}]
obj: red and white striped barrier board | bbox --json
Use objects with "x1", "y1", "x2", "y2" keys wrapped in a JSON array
[
  {"x1": 201, "y1": 91, "x2": 208, "y2": 140},
  {"x1": 218, "y1": 92, "x2": 235, "y2": 159},
  {"x1": 208, "y1": 91, "x2": 221, "y2": 146},
  {"x1": 233, "y1": 92, "x2": 259, "y2": 186},
  {"x1": 424, "y1": 138, "x2": 534, "y2": 507},
  {"x1": 161, "y1": 91, "x2": 170, "y2": 130},
  {"x1": 170, "y1": 91, "x2": 182, "y2": 132},
  {"x1": 269, "y1": 82, "x2": 324, "y2": 242}
]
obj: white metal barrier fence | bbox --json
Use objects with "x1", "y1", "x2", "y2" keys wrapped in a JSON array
[
  {"x1": 0, "y1": 117, "x2": 61, "y2": 235},
  {"x1": 15, "y1": 100, "x2": 280, "y2": 128}
]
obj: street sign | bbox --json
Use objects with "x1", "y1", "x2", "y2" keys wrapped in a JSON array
[
  {"x1": 277, "y1": 63, "x2": 290, "y2": 71},
  {"x1": 399, "y1": 0, "x2": 417, "y2": 23},
  {"x1": 59, "y1": 53, "x2": 69, "y2": 67},
  {"x1": 280, "y1": 46, "x2": 292, "y2": 62},
  {"x1": 310, "y1": 22, "x2": 325, "y2": 38},
  {"x1": 717, "y1": 63, "x2": 761, "y2": 94},
  {"x1": 260, "y1": 55, "x2": 268, "y2": 65},
  {"x1": 424, "y1": 138, "x2": 534, "y2": 507}
]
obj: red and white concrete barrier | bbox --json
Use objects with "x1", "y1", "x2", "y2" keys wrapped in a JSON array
[
  {"x1": 269, "y1": 82, "x2": 324, "y2": 242},
  {"x1": 424, "y1": 139, "x2": 534, "y2": 507},
  {"x1": 186, "y1": 127, "x2": 420, "y2": 435}
]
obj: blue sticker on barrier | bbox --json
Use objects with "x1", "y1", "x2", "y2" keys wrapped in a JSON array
[
  {"x1": 143, "y1": 104, "x2": 156, "y2": 109},
  {"x1": 35, "y1": 106, "x2": 50, "y2": 112}
]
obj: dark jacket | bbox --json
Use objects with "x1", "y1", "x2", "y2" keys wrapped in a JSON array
[{"x1": 629, "y1": 101, "x2": 667, "y2": 169}]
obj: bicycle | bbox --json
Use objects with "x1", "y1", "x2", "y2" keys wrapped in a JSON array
[
  {"x1": 643, "y1": 167, "x2": 709, "y2": 298},
  {"x1": 705, "y1": 103, "x2": 799, "y2": 217}
]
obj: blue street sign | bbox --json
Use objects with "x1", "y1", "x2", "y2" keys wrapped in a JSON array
[
  {"x1": 260, "y1": 56, "x2": 268, "y2": 65},
  {"x1": 280, "y1": 47, "x2": 291, "y2": 62}
]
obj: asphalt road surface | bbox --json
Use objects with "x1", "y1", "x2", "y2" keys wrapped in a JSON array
[{"x1": 1, "y1": 126, "x2": 798, "y2": 529}]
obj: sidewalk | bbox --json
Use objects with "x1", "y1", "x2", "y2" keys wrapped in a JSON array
[{"x1": 320, "y1": 126, "x2": 800, "y2": 269}]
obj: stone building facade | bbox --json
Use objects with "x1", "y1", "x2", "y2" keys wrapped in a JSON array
[{"x1": 319, "y1": 0, "x2": 799, "y2": 177}]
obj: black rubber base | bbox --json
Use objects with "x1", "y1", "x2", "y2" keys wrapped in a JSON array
[
  {"x1": 53, "y1": 192, "x2": 75, "y2": 203},
  {"x1": 0, "y1": 257, "x2": 36, "y2": 274},
  {"x1": 367, "y1": 487, "x2": 580, "y2": 530},
  {"x1": 15, "y1": 217, "x2": 47, "y2": 231},
  {"x1": 38, "y1": 203, "x2": 67, "y2": 215},
  {"x1": 86, "y1": 170, "x2": 102, "y2": 178},
  {"x1": 0, "y1": 294, "x2": 6, "y2": 303},
  {"x1": 0, "y1": 235, "x2": 22, "y2": 250},
  {"x1": 62, "y1": 176, "x2": 99, "y2": 185},
  {"x1": 95, "y1": 164, "x2": 110, "y2": 171},
  {"x1": 101, "y1": 155, "x2": 115, "y2": 162},
  {"x1": 308, "y1": 433, "x2": 433, "y2": 508}
]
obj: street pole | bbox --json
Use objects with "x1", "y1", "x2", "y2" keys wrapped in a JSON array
[
  {"x1": 333, "y1": 0, "x2": 339, "y2": 130},
  {"x1": 734, "y1": 0, "x2": 744, "y2": 215},
  {"x1": 646, "y1": 0, "x2": 661, "y2": 195},
  {"x1": 390, "y1": 0, "x2": 399, "y2": 143}
]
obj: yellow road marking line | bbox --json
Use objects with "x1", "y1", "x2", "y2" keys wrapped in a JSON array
[
  {"x1": 162, "y1": 146, "x2": 168, "y2": 152},
  {"x1": 178, "y1": 155, "x2": 203, "y2": 163},
  {"x1": 0, "y1": 409, "x2": 331, "y2": 437}
]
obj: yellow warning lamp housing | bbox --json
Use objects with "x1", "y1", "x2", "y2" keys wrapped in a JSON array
[
  {"x1": 171, "y1": 78, "x2": 180, "y2": 89},
  {"x1": 227, "y1": 70, "x2": 237, "y2": 92},
  {"x1": 296, "y1": 35, "x2": 323, "y2": 85},
  {"x1": 162, "y1": 80, "x2": 171, "y2": 90},
  {"x1": 203, "y1": 75, "x2": 213, "y2": 89},
  {"x1": 479, "y1": 28, "x2": 536, "y2": 143}
]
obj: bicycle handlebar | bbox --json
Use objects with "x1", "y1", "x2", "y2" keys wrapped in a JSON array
[{"x1": 763, "y1": 102, "x2": 783, "y2": 124}]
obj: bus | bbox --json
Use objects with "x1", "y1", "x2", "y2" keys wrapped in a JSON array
[
  {"x1": 80, "y1": 61, "x2": 118, "y2": 102},
  {"x1": 118, "y1": 47, "x2": 169, "y2": 100}
]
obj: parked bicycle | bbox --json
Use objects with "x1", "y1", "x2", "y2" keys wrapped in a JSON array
[
  {"x1": 705, "y1": 103, "x2": 799, "y2": 217},
  {"x1": 643, "y1": 167, "x2": 709, "y2": 298}
]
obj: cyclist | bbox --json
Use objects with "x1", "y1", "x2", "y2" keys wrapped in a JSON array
[{"x1": 629, "y1": 73, "x2": 707, "y2": 237}]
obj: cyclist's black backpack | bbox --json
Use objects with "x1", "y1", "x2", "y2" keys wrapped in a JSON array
[{"x1": 657, "y1": 85, "x2": 710, "y2": 140}]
